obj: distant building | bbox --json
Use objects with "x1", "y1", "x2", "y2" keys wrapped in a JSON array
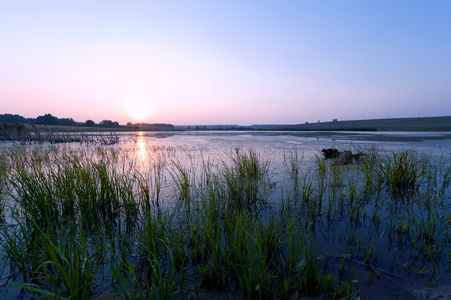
[{"x1": 333, "y1": 119, "x2": 337, "y2": 122}]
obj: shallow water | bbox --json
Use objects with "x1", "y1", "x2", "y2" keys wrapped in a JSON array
[
  {"x1": 1, "y1": 130, "x2": 451, "y2": 299},
  {"x1": 130, "y1": 131, "x2": 451, "y2": 299},
  {"x1": 119, "y1": 131, "x2": 451, "y2": 299}
]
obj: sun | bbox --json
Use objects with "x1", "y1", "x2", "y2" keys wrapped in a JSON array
[{"x1": 125, "y1": 100, "x2": 154, "y2": 122}]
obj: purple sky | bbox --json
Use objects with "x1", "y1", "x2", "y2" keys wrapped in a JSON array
[{"x1": 1, "y1": 1, "x2": 451, "y2": 125}]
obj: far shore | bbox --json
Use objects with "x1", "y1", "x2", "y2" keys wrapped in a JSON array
[
  {"x1": 0, "y1": 115, "x2": 446, "y2": 143},
  {"x1": 276, "y1": 130, "x2": 451, "y2": 142}
]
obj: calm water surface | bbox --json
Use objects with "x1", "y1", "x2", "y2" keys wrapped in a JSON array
[
  {"x1": 129, "y1": 131, "x2": 451, "y2": 299},
  {"x1": 2, "y1": 130, "x2": 451, "y2": 299}
]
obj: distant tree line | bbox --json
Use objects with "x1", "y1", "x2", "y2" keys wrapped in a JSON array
[
  {"x1": 0, "y1": 113, "x2": 122, "y2": 128},
  {"x1": 98, "y1": 120, "x2": 120, "y2": 127},
  {"x1": 0, "y1": 113, "x2": 175, "y2": 130},
  {"x1": 0, "y1": 113, "x2": 77, "y2": 126}
]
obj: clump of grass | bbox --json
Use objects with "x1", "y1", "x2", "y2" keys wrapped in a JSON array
[
  {"x1": 283, "y1": 149, "x2": 304, "y2": 198},
  {"x1": 297, "y1": 238, "x2": 325, "y2": 295},
  {"x1": 0, "y1": 153, "x2": 8, "y2": 221},
  {"x1": 195, "y1": 191, "x2": 227, "y2": 289},
  {"x1": 376, "y1": 149, "x2": 427, "y2": 199},
  {"x1": 1, "y1": 221, "x2": 42, "y2": 278},
  {"x1": 137, "y1": 153, "x2": 167, "y2": 212},
  {"x1": 36, "y1": 220, "x2": 105, "y2": 299},
  {"x1": 410, "y1": 203, "x2": 446, "y2": 248},
  {"x1": 299, "y1": 174, "x2": 315, "y2": 207},
  {"x1": 6, "y1": 147, "x2": 139, "y2": 230},
  {"x1": 9, "y1": 167, "x2": 60, "y2": 227},
  {"x1": 170, "y1": 154, "x2": 196, "y2": 211},
  {"x1": 137, "y1": 212, "x2": 184, "y2": 299},
  {"x1": 225, "y1": 210, "x2": 276, "y2": 299},
  {"x1": 358, "y1": 147, "x2": 379, "y2": 195},
  {"x1": 221, "y1": 149, "x2": 273, "y2": 210},
  {"x1": 1, "y1": 217, "x2": 106, "y2": 299}
]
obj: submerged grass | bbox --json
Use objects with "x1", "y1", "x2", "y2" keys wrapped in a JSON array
[
  {"x1": 0, "y1": 153, "x2": 7, "y2": 221},
  {"x1": 0, "y1": 144, "x2": 449, "y2": 299}
]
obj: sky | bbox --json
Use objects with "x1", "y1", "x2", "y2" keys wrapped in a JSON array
[{"x1": 1, "y1": 1, "x2": 451, "y2": 125}]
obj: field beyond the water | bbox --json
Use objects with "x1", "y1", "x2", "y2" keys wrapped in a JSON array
[{"x1": 270, "y1": 116, "x2": 451, "y2": 132}]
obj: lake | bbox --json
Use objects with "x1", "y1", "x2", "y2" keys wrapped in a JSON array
[{"x1": 1, "y1": 130, "x2": 451, "y2": 299}]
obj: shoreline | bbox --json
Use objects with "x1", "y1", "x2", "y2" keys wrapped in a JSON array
[{"x1": 168, "y1": 130, "x2": 451, "y2": 143}]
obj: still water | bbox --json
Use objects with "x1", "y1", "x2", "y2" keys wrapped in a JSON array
[
  {"x1": 127, "y1": 130, "x2": 451, "y2": 179},
  {"x1": 1, "y1": 130, "x2": 451, "y2": 299},
  {"x1": 126, "y1": 130, "x2": 451, "y2": 299},
  {"x1": 126, "y1": 130, "x2": 451, "y2": 155}
]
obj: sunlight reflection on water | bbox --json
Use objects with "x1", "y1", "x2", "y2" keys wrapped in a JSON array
[{"x1": 136, "y1": 131, "x2": 147, "y2": 166}]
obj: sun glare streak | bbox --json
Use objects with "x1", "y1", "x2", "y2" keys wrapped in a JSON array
[{"x1": 136, "y1": 132, "x2": 148, "y2": 167}]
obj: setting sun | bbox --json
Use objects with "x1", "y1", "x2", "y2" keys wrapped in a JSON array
[{"x1": 125, "y1": 100, "x2": 154, "y2": 122}]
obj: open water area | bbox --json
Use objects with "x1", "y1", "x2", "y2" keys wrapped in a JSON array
[{"x1": 1, "y1": 131, "x2": 451, "y2": 299}]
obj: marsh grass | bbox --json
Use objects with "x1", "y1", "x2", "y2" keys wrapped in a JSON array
[
  {"x1": 36, "y1": 220, "x2": 105, "y2": 299},
  {"x1": 375, "y1": 149, "x2": 427, "y2": 199},
  {"x1": 170, "y1": 154, "x2": 195, "y2": 211},
  {"x1": 0, "y1": 125, "x2": 121, "y2": 145},
  {"x1": 0, "y1": 154, "x2": 7, "y2": 221},
  {"x1": 283, "y1": 148, "x2": 304, "y2": 199},
  {"x1": 0, "y1": 144, "x2": 449, "y2": 299},
  {"x1": 221, "y1": 149, "x2": 273, "y2": 210}
]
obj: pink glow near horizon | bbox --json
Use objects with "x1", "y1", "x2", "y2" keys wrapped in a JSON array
[{"x1": 1, "y1": 1, "x2": 451, "y2": 125}]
